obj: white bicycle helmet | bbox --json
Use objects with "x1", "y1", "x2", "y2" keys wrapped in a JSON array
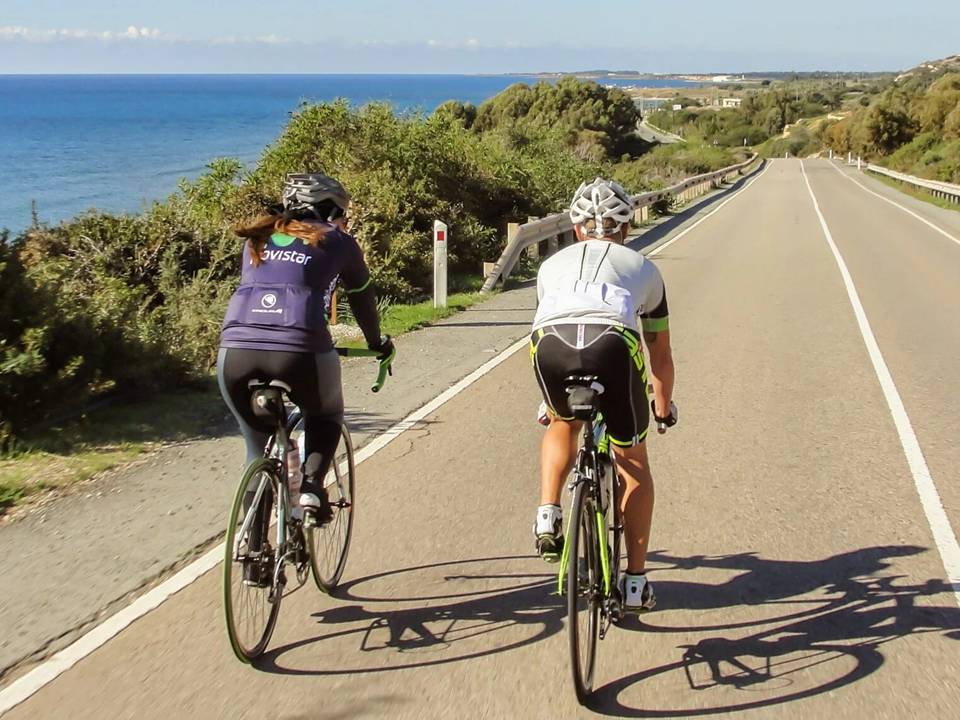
[
  {"x1": 569, "y1": 177, "x2": 635, "y2": 238},
  {"x1": 281, "y1": 173, "x2": 350, "y2": 221}
]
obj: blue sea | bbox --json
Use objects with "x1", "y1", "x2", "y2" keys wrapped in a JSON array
[{"x1": 0, "y1": 74, "x2": 698, "y2": 233}]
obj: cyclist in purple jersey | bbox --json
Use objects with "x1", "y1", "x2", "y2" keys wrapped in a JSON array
[{"x1": 218, "y1": 173, "x2": 395, "y2": 525}]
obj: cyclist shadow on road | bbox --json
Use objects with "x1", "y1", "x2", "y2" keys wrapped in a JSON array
[
  {"x1": 335, "y1": 410, "x2": 439, "y2": 437},
  {"x1": 589, "y1": 544, "x2": 959, "y2": 717},
  {"x1": 255, "y1": 555, "x2": 565, "y2": 676}
]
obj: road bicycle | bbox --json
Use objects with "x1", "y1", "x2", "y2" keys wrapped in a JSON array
[
  {"x1": 223, "y1": 346, "x2": 393, "y2": 663},
  {"x1": 557, "y1": 374, "x2": 674, "y2": 703}
]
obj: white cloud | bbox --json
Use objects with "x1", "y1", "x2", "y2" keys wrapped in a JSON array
[
  {"x1": 425, "y1": 37, "x2": 518, "y2": 50},
  {"x1": 0, "y1": 26, "x2": 537, "y2": 56},
  {"x1": 209, "y1": 33, "x2": 294, "y2": 46},
  {"x1": 0, "y1": 25, "x2": 169, "y2": 42}
]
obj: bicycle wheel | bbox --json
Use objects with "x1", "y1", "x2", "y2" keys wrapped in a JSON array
[
  {"x1": 567, "y1": 480, "x2": 600, "y2": 703},
  {"x1": 307, "y1": 424, "x2": 356, "y2": 592},
  {"x1": 223, "y1": 458, "x2": 282, "y2": 662}
]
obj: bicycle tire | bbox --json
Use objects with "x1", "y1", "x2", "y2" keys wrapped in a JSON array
[
  {"x1": 223, "y1": 458, "x2": 282, "y2": 662},
  {"x1": 307, "y1": 424, "x2": 356, "y2": 593},
  {"x1": 567, "y1": 479, "x2": 600, "y2": 703}
]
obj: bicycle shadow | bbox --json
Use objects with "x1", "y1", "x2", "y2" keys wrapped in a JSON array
[
  {"x1": 255, "y1": 555, "x2": 564, "y2": 675},
  {"x1": 589, "y1": 544, "x2": 960, "y2": 716}
]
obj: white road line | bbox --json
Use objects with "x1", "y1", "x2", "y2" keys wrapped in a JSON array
[
  {"x1": 351, "y1": 336, "x2": 530, "y2": 466},
  {"x1": 801, "y1": 160, "x2": 960, "y2": 608},
  {"x1": 0, "y1": 158, "x2": 772, "y2": 715},
  {"x1": 826, "y1": 160, "x2": 960, "y2": 249},
  {"x1": 647, "y1": 159, "x2": 773, "y2": 257}
]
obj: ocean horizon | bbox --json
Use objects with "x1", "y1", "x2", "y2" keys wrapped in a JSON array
[{"x1": 0, "y1": 74, "x2": 699, "y2": 233}]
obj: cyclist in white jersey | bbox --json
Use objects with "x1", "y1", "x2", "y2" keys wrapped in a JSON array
[{"x1": 530, "y1": 177, "x2": 676, "y2": 613}]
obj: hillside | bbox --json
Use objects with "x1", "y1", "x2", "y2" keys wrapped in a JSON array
[
  {"x1": 896, "y1": 54, "x2": 960, "y2": 83},
  {"x1": 824, "y1": 53, "x2": 960, "y2": 182}
]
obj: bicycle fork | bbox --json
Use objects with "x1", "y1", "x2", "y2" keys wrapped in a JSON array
[{"x1": 557, "y1": 470, "x2": 613, "y2": 598}]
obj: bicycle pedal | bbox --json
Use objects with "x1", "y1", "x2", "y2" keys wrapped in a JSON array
[{"x1": 608, "y1": 589, "x2": 625, "y2": 625}]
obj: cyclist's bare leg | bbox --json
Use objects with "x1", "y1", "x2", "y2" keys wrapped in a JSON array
[
  {"x1": 540, "y1": 416, "x2": 582, "y2": 505},
  {"x1": 611, "y1": 440, "x2": 655, "y2": 574}
]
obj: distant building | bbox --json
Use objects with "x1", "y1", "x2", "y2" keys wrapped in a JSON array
[{"x1": 721, "y1": 97, "x2": 742, "y2": 108}]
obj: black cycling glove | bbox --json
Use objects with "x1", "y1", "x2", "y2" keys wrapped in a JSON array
[
  {"x1": 369, "y1": 335, "x2": 396, "y2": 363},
  {"x1": 651, "y1": 400, "x2": 678, "y2": 428}
]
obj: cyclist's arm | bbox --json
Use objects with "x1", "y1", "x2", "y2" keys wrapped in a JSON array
[
  {"x1": 639, "y1": 271, "x2": 674, "y2": 419},
  {"x1": 644, "y1": 328, "x2": 674, "y2": 420},
  {"x1": 340, "y1": 236, "x2": 383, "y2": 348}
]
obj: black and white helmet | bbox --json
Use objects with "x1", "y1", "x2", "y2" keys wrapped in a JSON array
[
  {"x1": 569, "y1": 177, "x2": 635, "y2": 238},
  {"x1": 281, "y1": 173, "x2": 350, "y2": 221}
]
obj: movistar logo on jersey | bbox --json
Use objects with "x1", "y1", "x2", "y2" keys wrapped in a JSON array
[{"x1": 262, "y1": 248, "x2": 312, "y2": 266}]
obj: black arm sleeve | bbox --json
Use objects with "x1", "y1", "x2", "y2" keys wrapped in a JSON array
[
  {"x1": 347, "y1": 286, "x2": 382, "y2": 347},
  {"x1": 340, "y1": 235, "x2": 382, "y2": 347}
]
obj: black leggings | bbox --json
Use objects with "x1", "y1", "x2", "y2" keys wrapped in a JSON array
[{"x1": 217, "y1": 347, "x2": 344, "y2": 483}]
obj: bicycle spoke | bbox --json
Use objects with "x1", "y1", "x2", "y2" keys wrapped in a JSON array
[{"x1": 308, "y1": 426, "x2": 356, "y2": 592}]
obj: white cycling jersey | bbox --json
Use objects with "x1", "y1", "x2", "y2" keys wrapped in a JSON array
[{"x1": 533, "y1": 240, "x2": 669, "y2": 333}]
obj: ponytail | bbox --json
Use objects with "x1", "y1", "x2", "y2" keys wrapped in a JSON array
[{"x1": 235, "y1": 210, "x2": 329, "y2": 266}]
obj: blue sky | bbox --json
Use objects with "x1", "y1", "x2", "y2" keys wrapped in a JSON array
[{"x1": 1, "y1": 1, "x2": 956, "y2": 73}]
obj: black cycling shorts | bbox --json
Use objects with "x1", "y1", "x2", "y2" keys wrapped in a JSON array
[{"x1": 531, "y1": 323, "x2": 649, "y2": 446}]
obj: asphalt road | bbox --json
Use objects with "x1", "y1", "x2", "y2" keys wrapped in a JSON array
[{"x1": 3, "y1": 159, "x2": 959, "y2": 718}]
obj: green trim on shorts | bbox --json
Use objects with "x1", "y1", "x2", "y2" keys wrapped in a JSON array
[
  {"x1": 613, "y1": 326, "x2": 647, "y2": 374},
  {"x1": 641, "y1": 316, "x2": 670, "y2": 333},
  {"x1": 608, "y1": 427, "x2": 649, "y2": 447},
  {"x1": 529, "y1": 328, "x2": 545, "y2": 365}
]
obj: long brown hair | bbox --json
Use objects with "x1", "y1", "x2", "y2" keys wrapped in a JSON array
[{"x1": 235, "y1": 211, "x2": 330, "y2": 266}]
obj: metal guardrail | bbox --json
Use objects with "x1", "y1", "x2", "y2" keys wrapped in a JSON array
[
  {"x1": 862, "y1": 164, "x2": 960, "y2": 203},
  {"x1": 481, "y1": 153, "x2": 760, "y2": 292}
]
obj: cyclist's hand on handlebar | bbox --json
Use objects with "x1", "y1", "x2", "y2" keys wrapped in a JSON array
[
  {"x1": 369, "y1": 335, "x2": 395, "y2": 364},
  {"x1": 368, "y1": 335, "x2": 396, "y2": 385},
  {"x1": 651, "y1": 400, "x2": 678, "y2": 434}
]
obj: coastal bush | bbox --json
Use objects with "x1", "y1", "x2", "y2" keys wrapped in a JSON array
[{"x1": 472, "y1": 77, "x2": 640, "y2": 158}]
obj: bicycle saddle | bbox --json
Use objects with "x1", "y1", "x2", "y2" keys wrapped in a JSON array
[
  {"x1": 564, "y1": 375, "x2": 605, "y2": 420},
  {"x1": 248, "y1": 379, "x2": 292, "y2": 422}
]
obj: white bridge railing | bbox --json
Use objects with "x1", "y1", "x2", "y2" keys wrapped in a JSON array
[
  {"x1": 863, "y1": 164, "x2": 960, "y2": 204},
  {"x1": 481, "y1": 153, "x2": 759, "y2": 292}
]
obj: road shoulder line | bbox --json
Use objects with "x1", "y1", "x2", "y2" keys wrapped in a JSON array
[
  {"x1": 826, "y1": 160, "x2": 960, "y2": 248},
  {"x1": 802, "y1": 160, "x2": 960, "y2": 608}
]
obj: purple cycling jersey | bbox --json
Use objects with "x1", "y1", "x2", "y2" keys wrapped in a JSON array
[{"x1": 219, "y1": 227, "x2": 370, "y2": 353}]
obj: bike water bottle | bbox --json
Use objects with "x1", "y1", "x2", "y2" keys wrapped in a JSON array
[{"x1": 287, "y1": 439, "x2": 302, "y2": 498}]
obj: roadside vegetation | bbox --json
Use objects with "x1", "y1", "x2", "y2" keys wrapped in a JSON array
[
  {"x1": 644, "y1": 82, "x2": 847, "y2": 157},
  {"x1": 823, "y1": 69, "x2": 960, "y2": 183},
  {"x1": 642, "y1": 60, "x2": 960, "y2": 187}
]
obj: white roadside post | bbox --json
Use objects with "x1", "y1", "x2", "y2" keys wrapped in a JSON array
[
  {"x1": 433, "y1": 220, "x2": 448, "y2": 309},
  {"x1": 857, "y1": 156, "x2": 862, "y2": 171}
]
